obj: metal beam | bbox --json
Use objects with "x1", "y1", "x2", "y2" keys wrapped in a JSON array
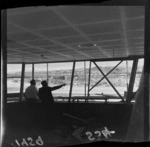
[
  {"x1": 7, "y1": 55, "x2": 144, "y2": 64},
  {"x1": 68, "y1": 61, "x2": 76, "y2": 103},
  {"x1": 32, "y1": 63, "x2": 34, "y2": 79},
  {"x1": 47, "y1": 63, "x2": 49, "y2": 83},
  {"x1": 8, "y1": 21, "x2": 91, "y2": 59},
  {"x1": 126, "y1": 59, "x2": 138, "y2": 104},
  {"x1": 20, "y1": 63, "x2": 25, "y2": 102},
  {"x1": 51, "y1": 7, "x2": 110, "y2": 58},
  {"x1": 93, "y1": 61, "x2": 125, "y2": 102},
  {"x1": 119, "y1": 6, "x2": 129, "y2": 56},
  {"x1": 144, "y1": 0, "x2": 150, "y2": 141},
  {"x1": 1, "y1": 9, "x2": 7, "y2": 147},
  {"x1": 84, "y1": 61, "x2": 87, "y2": 97},
  {"x1": 1, "y1": 9, "x2": 7, "y2": 106},
  {"x1": 87, "y1": 61, "x2": 92, "y2": 98},
  {"x1": 89, "y1": 61, "x2": 123, "y2": 92}
]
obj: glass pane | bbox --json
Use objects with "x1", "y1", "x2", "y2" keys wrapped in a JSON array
[
  {"x1": 72, "y1": 62, "x2": 89, "y2": 97},
  {"x1": 7, "y1": 64, "x2": 22, "y2": 77},
  {"x1": 48, "y1": 62, "x2": 73, "y2": 98},
  {"x1": 7, "y1": 64, "x2": 22, "y2": 93},
  {"x1": 7, "y1": 78, "x2": 21, "y2": 93},
  {"x1": 34, "y1": 64, "x2": 47, "y2": 89},
  {"x1": 24, "y1": 64, "x2": 32, "y2": 92}
]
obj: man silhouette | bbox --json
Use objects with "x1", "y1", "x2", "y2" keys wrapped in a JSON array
[
  {"x1": 24, "y1": 79, "x2": 40, "y2": 124},
  {"x1": 39, "y1": 80, "x2": 66, "y2": 105},
  {"x1": 25, "y1": 79, "x2": 40, "y2": 102}
]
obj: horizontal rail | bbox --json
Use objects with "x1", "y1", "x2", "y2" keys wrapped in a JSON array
[
  {"x1": 7, "y1": 93, "x2": 22, "y2": 98},
  {"x1": 7, "y1": 93, "x2": 125, "y2": 103},
  {"x1": 7, "y1": 93, "x2": 124, "y2": 99}
]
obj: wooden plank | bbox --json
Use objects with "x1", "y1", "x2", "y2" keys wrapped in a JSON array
[
  {"x1": 126, "y1": 59, "x2": 138, "y2": 104},
  {"x1": 93, "y1": 61, "x2": 125, "y2": 102},
  {"x1": 19, "y1": 63, "x2": 25, "y2": 102},
  {"x1": 68, "y1": 61, "x2": 76, "y2": 103}
]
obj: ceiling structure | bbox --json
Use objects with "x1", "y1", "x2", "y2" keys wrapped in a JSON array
[{"x1": 7, "y1": 6, "x2": 144, "y2": 63}]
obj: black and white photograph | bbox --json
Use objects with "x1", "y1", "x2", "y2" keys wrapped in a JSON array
[{"x1": 1, "y1": 0, "x2": 150, "y2": 146}]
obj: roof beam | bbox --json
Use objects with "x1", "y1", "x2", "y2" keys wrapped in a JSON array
[
  {"x1": 8, "y1": 21, "x2": 91, "y2": 59},
  {"x1": 7, "y1": 36, "x2": 144, "y2": 50},
  {"x1": 51, "y1": 7, "x2": 111, "y2": 58},
  {"x1": 16, "y1": 41, "x2": 73, "y2": 59},
  {"x1": 7, "y1": 38, "x2": 73, "y2": 59},
  {"x1": 7, "y1": 6, "x2": 53, "y2": 16},
  {"x1": 119, "y1": 6, "x2": 129, "y2": 56},
  {"x1": 75, "y1": 16, "x2": 144, "y2": 26}
]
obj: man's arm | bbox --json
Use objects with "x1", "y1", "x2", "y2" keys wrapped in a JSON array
[{"x1": 51, "y1": 84, "x2": 66, "y2": 91}]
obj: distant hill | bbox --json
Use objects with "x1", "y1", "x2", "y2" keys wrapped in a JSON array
[
  {"x1": 7, "y1": 66, "x2": 143, "y2": 87},
  {"x1": 7, "y1": 65, "x2": 143, "y2": 77}
]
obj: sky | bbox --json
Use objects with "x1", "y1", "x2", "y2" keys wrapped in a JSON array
[{"x1": 7, "y1": 59, "x2": 144, "y2": 73}]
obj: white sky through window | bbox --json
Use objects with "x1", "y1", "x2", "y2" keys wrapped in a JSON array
[{"x1": 7, "y1": 59, "x2": 144, "y2": 73}]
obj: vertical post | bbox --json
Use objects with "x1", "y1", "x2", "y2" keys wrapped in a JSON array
[
  {"x1": 32, "y1": 63, "x2": 34, "y2": 79},
  {"x1": 126, "y1": 60, "x2": 129, "y2": 91},
  {"x1": 126, "y1": 59, "x2": 138, "y2": 104},
  {"x1": 20, "y1": 63, "x2": 25, "y2": 102},
  {"x1": 1, "y1": 9, "x2": 7, "y2": 146},
  {"x1": 84, "y1": 61, "x2": 86, "y2": 97},
  {"x1": 144, "y1": 0, "x2": 150, "y2": 141},
  {"x1": 68, "y1": 61, "x2": 76, "y2": 103},
  {"x1": 1, "y1": 10, "x2": 7, "y2": 107},
  {"x1": 88, "y1": 61, "x2": 91, "y2": 97},
  {"x1": 47, "y1": 63, "x2": 49, "y2": 84}
]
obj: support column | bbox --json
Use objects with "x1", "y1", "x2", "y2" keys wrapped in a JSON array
[
  {"x1": 144, "y1": 0, "x2": 150, "y2": 141},
  {"x1": 1, "y1": 9, "x2": 7, "y2": 146},
  {"x1": 1, "y1": 10, "x2": 7, "y2": 106},
  {"x1": 126, "y1": 59, "x2": 138, "y2": 104},
  {"x1": 68, "y1": 61, "x2": 76, "y2": 103},
  {"x1": 20, "y1": 63, "x2": 25, "y2": 102},
  {"x1": 32, "y1": 63, "x2": 34, "y2": 79},
  {"x1": 87, "y1": 61, "x2": 91, "y2": 97},
  {"x1": 47, "y1": 63, "x2": 49, "y2": 83},
  {"x1": 84, "y1": 61, "x2": 86, "y2": 97},
  {"x1": 127, "y1": 1, "x2": 150, "y2": 141}
]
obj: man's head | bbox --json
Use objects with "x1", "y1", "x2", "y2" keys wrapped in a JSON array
[
  {"x1": 41, "y1": 80, "x2": 48, "y2": 87},
  {"x1": 30, "y1": 79, "x2": 36, "y2": 85}
]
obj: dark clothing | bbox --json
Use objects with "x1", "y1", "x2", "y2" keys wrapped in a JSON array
[
  {"x1": 26, "y1": 98, "x2": 37, "y2": 103},
  {"x1": 39, "y1": 85, "x2": 62, "y2": 105},
  {"x1": 38, "y1": 85, "x2": 64, "y2": 124}
]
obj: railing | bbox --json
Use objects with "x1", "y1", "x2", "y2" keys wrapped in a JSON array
[
  {"x1": 55, "y1": 96, "x2": 125, "y2": 103},
  {"x1": 7, "y1": 93, "x2": 125, "y2": 103},
  {"x1": 7, "y1": 93, "x2": 21, "y2": 98}
]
